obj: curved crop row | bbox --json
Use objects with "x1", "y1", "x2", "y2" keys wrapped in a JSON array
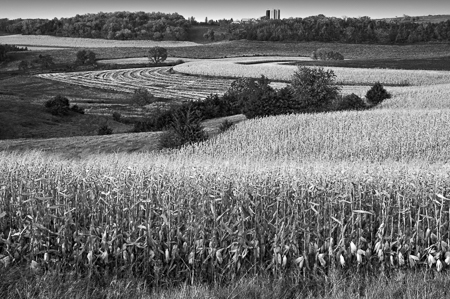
[{"x1": 37, "y1": 67, "x2": 234, "y2": 101}]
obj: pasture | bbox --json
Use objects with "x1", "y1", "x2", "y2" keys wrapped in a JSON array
[{"x1": 2, "y1": 37, "x2": 450, "y2": 298}]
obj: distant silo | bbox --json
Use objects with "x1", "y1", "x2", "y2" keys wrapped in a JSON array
[{"x1": 267, "y1": 9, "x2": 280, "y2": 20}]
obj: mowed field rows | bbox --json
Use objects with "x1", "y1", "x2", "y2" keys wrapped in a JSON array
[{"x1": 37, "y1": 67, "x2": 234, "y2": 101}]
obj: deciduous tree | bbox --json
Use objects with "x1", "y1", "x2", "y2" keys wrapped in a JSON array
[{"x1": 147, "y1": 46, "x2": 167, "y2": 64}]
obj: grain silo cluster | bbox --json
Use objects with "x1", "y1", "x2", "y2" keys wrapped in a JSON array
[{"x1": 266, "y1": 9, "x2": 281, "y2": 20}]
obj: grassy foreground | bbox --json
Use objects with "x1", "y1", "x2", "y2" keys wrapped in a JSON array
[{"x1": 2, "y1": 267, "x2": 450, "y2": 299}]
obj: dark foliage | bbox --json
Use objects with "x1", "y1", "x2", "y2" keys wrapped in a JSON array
[
  {"x1": 334, "y1": 93, "x2": 367, "y2": 111},
  {"x1": 131, "y1": 88, "x2": 155, "y2": 106},
  {"x1": 311, "y1": 48, "x2": 344, "y2": 60},
  {"x1": 98, "y1": 125, "x2": 113, "y2": 135},
  {"x1": 18, "y1": 60, "x2": 28, "y2": 71},
  {"x1": 366, "y1": 82, "x2": 391, "y2": 106},
  {"x1": 147, "y1": 46, "x2": 168, "y2": 64},
  {"x1": 226, "y1": 15, "x2": 450, "y2": 44},
  {"x1": 70, "y1": 105, "x2": 85, "y2": 114},
  {"x1": 133, "y1": 93, "x2": 240, "y2": 133},
  {"x1": 112, "y1": 112, "x2": 122, "y2": 122},
  {"x1": 75, "y1": 50, "x2": 96, "y2": 65},
  {"x1": 160, "y1": 105, "x2": 208, "y2": 149},
  {"x1": 203, "y1": 29, "x2": 215, "y2": 41},
  {"x1": 290, "y1": 66, "x2": 341, "y2": 113},
  {"x1": 33, "y1": 54, "x2": 54, "y2": 68},
  {"x1": 0, "y1": 12, "x2": 190, "y2": 41},
  {"x1": 133, "y1": 109, "x2": 174, "y2": 132},
  {"x1": 0, "y1": 44, "x2": 28, "y2": 62},
  {"x1": 44, "y1": 95, "x2": 70, "y2": 116}
]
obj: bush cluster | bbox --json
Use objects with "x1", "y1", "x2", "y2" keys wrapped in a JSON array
[
  {"x1": 226, "y1": 66, "x2": 390, "y2": 119},
  {"x1": 112, "y1": 112, "x2": 122, "y2": 122},
  {"x1": 131, "y1": 88, "x2": 155, "y2": 106},
  {"x1": 160, "y1": 105, "x2": 208, "y2": 149},
  {"x1": 75, "y1": 50, "x2": 96, "y2": 65},
  {"x1": 98, "y1": 125, "x2": 113, "y2": 135},
  {"x1": 366, "y1": 82, "x2": 391, "y2": 106},
  {"x1": 133, "y1": 93, "x2": 240, "y2": 133},
  {"x1": 311, "y1": 48, "x2": 344, "y2": 60},
  {"x1": 45, "y1": 95, "x2": 70, "y2": 116},
  {"x1": 44, "y1": 95, "x2": 85, "y2": 116},
  {"x1": 33, "y1": 54, "x2": 55, "y2": 68}
]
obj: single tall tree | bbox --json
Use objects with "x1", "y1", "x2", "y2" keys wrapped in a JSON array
[{"x1": 147, "y1": 46, "x2": 168, "y2": 65}]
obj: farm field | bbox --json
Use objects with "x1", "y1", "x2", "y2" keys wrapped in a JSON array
[
  {"x1": 33, "y1": 56, "x2": 450, "y2": 114},
  {"x1": 0, "y1": 114, "x2": 246, "y2": 158},
  {"x1": 0, "y1": 34, "x2": 201, "y2": 48},
  {"x1": 173, "y1": 59, "x2": 450, "y2": 85},
  {"x1": 3, "y1": 37, "x2": 450, "y2": 298},
  {"x1": 4, "y1": 39, "x2": 450, "y2": 69},
  {"x1": 37, "y1": 66, "x2": 233, "y2": 101}
]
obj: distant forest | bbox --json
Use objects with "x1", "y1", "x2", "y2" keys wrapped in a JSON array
[
  {"x1": 229, "y1": 15, "x2": 450, "y2": 43},
  {"x1": 0, "y1": 12, "x2": 191, "y2": 41},
  {"x1": 1, "y1": 12, "x2": 450, "y2": 44}
]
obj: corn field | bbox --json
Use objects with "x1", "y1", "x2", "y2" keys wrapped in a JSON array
[
  {"x1": 1, "y1": 111, "x2": 450, "y2": 284},
  {"x1": 193, "y1": 109, "x2": 450, "y2": 163}
]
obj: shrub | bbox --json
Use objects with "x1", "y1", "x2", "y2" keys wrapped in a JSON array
[
  {"x1": 290, "y1": 66, "x2": 341, "y2": 113},
  {"x1": 75, "y1": 50, "x2": 96, "y2": 65},
  {"x1": 70, "y1": 105, "x2": 85, "y2": 114},
  {"x1": 219, "y1": 119, "x2": 235, "y2": 133},
  {"x1": 159, "y1": 129, "x2": 184, "y2": 149},
  {"x1": 131, "y1": 88, "x2": 155, "y2": 106},
  {"x1": 45, "y1": 95, "x2": 70, "y2": 116},
  {"x1": 18, "y1": 60, "x2": 28, "y2": 71},
  {"x1": 34, "y1": 54, "x2": 54, "y2": 68},
  {"x1": 191, "y1": 93, "x2": 240, "y2": 120},
  {"x1": 311, "y1": 48, "x2": 344, "y2": 60},
  {"x1": 112, "y1": 112, "x2": 122, "y2": 122},
  {"x1": 334, "y1": 93, "x2": 367, "y2": 111},
  {"x1": 133, "y1": 109, "x2": 175, "y2": 132},
  {"x1": 366, "y1": 82, "x2": 391, "y2": 106},
  {"x1": 227, "y1": 76, "x2": 278, "y2": 118},
  {"x1": 160, "y1": 105, "x2": 208, "y2": 149},
  {"x1": 98, "y1": 125, "x2": 113, "y2": 135}
]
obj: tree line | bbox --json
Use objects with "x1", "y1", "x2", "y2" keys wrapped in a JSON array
[
  {"x1": 0, "y1": 11, "x2": 191, "y2": 40},
  {"x1": 1, "y1": 13, "x2": 450, "y2": 44},
  {"x1": 227, "y1": 15, "x2": 450, "y2": 43},
  {"x1": 0, "y1": 44, "x2": 28, "y2": 62}
]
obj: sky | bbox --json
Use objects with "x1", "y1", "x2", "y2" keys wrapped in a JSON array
[{"x1": 1, "y1": 0, "x2": 450, "y2": 21}]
